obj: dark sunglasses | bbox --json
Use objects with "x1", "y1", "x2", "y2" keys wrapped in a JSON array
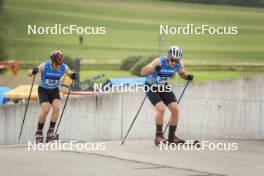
[{"x1": 169, "y1": 58, "x2": 178, "y2": 63}]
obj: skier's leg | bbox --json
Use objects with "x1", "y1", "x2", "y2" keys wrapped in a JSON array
[
  {"x1": 155, "y1": 101, "x2": 165, "y2": 134},
  {"x1": 46, "y1": 99, "x2": 60, "y2": 142},
  {"x1": 145, "y1": 84, "x2": 168, "y2": 145},
  {"x1": 154, "y1": 101, "x2": 168, "y2": 145},
  {"x1": 38, "y1": 102, "x2": 50, "y2": 124},
  {"x1": 167, "y1": 102, "x2": 179, "y2": 126},
  {"x1": 46, "y1": 88, "x2": 61, "y2": 142},
  {"x1": 35, "y1": 102, "x2": 50, "y2": 143},
  {"x1": 50, "y1": 99, "x2": 61, "y2": 127},
  {"x1": 162, "y1": 90, "x2": 185, "y2": 144},
  {"x1": 167, "y1": 102, "x2": 184, "y2": 144}
]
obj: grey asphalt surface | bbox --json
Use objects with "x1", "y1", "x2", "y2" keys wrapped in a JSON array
[{"x1": 0, "y1": 139, "x2": 263, "y2": 176}]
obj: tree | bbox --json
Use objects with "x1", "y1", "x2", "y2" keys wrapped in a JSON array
[
  {"x1": 0, "y1": 0, "x2": 4, "y2": 13},
  {"x1": 0, "y1": 0, "x2": 6, "y2": 74},
  {"x1": 0, "y1": 0, "x2": 5, "y2": 59}
]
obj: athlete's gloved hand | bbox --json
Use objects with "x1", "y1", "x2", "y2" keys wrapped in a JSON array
[
  {"x1": 155, "y1": 65, "x2": 161, "y2": 72},
  {"x1": 32, "y1": 67, "x2": 38, "y2": 75},
  {"x1": 184, "y1": 74, "x2": 193, "y2": 81},
  {"x1": 70, "y1": 72, "x2": 77, "y2": 80}
]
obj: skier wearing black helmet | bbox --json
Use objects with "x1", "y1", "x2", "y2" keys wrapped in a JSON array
[{"x1": 27, "y1": 50, "x2": 77, "y2": 143}]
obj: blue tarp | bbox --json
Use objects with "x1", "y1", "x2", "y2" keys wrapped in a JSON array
[
  {"x1": 106, "y1": 77, "x2": 146, "y2": 86},
  {"x1": 0, "y1": 87, "x2": 11, "y2": 105},
  {"x1": 100, "y1": 77, "x2": 146, "y2": 91}
]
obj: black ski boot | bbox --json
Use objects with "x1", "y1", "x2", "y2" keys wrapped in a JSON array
[
  {"x1": 154, "y1": 132, "x2": 168, "y2": 146},
  {"x1": 46, "y1": 129, "x2": 59, "y2": 143},
  {"x1": 35, "y1": 130, "x2": 44, "y2": 143}
]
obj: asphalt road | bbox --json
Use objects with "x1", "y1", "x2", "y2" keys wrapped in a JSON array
[{"x1": 0, "y1": 139, "x2": 263, "y2": 176}]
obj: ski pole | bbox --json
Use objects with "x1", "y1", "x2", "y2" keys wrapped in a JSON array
[
  {"x1": 55, "y1": 81, "x2": 73, "y2": 135},
  {"x1": 18, "y1": 74, "x2": 36, "y2": 143},
  {"x1": 121, "y1": 92, "x2": 148, "y2": 145},
  {"x1": 163, "y1": 80, "x2": 190, "y2": 134}
]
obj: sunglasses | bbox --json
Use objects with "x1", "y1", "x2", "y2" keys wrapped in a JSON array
[{"x1": 169, "y1": 58, "x2": 178, "y2": 63}]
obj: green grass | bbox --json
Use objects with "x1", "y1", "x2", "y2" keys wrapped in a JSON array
[
  {"x1": 3, "y1": 0, "x2": 264, "y2": 66},
  {"x1": 80, "y1": 69, "x2": 132, "y2": 81},
  {"x1": 2, "y1": 0, "x2": 264, "y2": 83},
  {"x1": 3, "y1": 68, "x2": 263, "y2": 84},
  {"x1": 81, "y1": 70, "x2": 264, "y2": 83},
  {"x1": 175, "y1": 70, "x2": 264, "y2": 83},
  {"x1": 3, "y1": 68, "x2": 131, "y2": 81}
]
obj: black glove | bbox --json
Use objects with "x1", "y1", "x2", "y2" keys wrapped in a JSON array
[
  {"x1": 184, "y1": 74, "x2": 193, "y2": 81},
  {"x1": 155, "y1": 65, "x2": 161, "y2": 72},
  {"x1": 70, "y1": 72, "x2": 77, "y2": 80},
  {"x1": 32, "y1": 67, "x2": 38, "y2": 75}
]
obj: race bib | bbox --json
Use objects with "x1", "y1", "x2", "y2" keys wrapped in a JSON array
[
  {"x1": 156, "y1": 76, "x2": 168, "y2": 84},
  {"x1": 45, "y1": 79, "x2": 59, "y2": 86}
]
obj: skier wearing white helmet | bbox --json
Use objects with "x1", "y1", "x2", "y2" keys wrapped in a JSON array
[{"x1": 141, "y1": 46, "x2": 193, "y2": 145}]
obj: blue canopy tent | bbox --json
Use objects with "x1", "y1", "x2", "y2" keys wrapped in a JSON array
[{"x1": 0, "y1": 87, "x2": 11, "y2": 105}]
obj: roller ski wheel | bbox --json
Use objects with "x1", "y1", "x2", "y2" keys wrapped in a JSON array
[
  {"x1": 191, "y1": 140, "x2": 200, "y2": 147},
  {"x1": 178, "y1": 139, "x2": 200, "y2": 147},
  {"x1": 35, "y1": 130, "x2": 44, "y2": 143},
  {"x1": 46, "y1": 129, "x2": 59, "y2": 143},
  {"x1": 154, "y1": 135, "x2": 168, "y2": 146}
]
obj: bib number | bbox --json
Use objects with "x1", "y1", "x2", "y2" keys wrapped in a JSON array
[
  {"x1": 156, "y1": 76, "x2": 168, "y2": 83},
  {"x1": 45, "y1": 79, "x2": 59, "y2": 86}
]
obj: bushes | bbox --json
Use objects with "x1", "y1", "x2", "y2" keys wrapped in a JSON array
[
  {"x1": 119, "y1": 55, "x2": 159, "y2": 76},
  {"x1": 119, "y1": 55, "x2": 143, "y2": 70}
]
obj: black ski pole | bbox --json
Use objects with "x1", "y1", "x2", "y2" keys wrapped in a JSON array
[
  {"x1": 55, "y1": 81, "x2": 73, "y2": 135},
  {"x1": 163, "y1": 80, "x2": 190, "y2": 134},
  {"x1": 18, "y1": 74, "x2": 36, "y2": 143},
  {"x1": 121, "y1": 93, "x2": 148, "y2": 145}
]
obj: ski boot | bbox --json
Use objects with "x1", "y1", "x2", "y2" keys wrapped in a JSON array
[
  {"x1": 168, "y1": 136, "x2": 185, "y2": 145},
  {"x1": 35, "y1": 130, "x2": 44, "y2": 143},
  {"x1": 154, "y1": 133, "x2": 168, "y2": 146},
  {"x1": 46, "y1": 129, "x2": 59, "y2": 143}
]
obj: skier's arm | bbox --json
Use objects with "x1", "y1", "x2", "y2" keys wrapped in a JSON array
[
  {"x1": 178, "y1": 63, "x2": 187, "y2": 79},
  {"x1": 178, "y1": 64, "x2": 193, "y2": 81},
  {"x1": 27, "y1": 63, "x2": 44, "y2": 77},
  {"x1": 65, "y1": 66, "x2": 77, "y2": 80},
  {"x1": 140, "y1": 58, "x2": 161, "y2": 76}
]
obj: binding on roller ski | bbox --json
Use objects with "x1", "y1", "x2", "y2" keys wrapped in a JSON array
[
  {"x1": 35, "y1": 129, "x2": 59, "y2": 143},
  {"x1": 122, "y1": 46, "x2": 200, "y2": 147},
  {"x1": 18, "y1": 50, "x2": 76, "y2": 144}
]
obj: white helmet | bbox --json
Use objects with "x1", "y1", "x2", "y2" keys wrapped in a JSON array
[{"x1": 168, "y1": 46, "x2": 182, "y2": 60}]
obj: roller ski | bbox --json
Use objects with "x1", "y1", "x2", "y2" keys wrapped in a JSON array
[
  {"x1": 169, "y1": 137, "x2": 200, "y2": 147},
  {"x1": 46, "y1": 129, "x2": 59, "y2": 143},
  {"x1": 168, "y1": 136, "x2": 186, "y2": 145},
  {"x1": 35, "y1": 130, "x2": 44, "y2": 143},
  {"x1": 185, "y1": 140, "x2": 200, "y2": 147}
]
